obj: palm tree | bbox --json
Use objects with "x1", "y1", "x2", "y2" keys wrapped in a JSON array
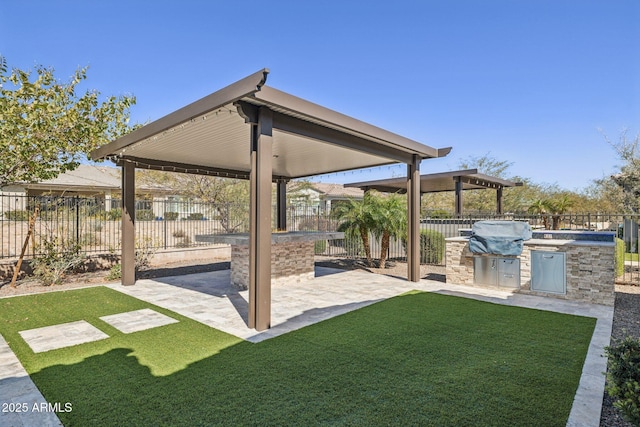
[
  {"x1": 528, "y1": 197, "x2": 574, "y2": 230},
  {"x1": 545, "y1": 195, "x2": 574, "y2": 230},
  {"x1": 527, "y1": 199, "x2": 549, "y2": 229},
  {"x1": 369, "y1": 192, "x2": 407, "y2": 269},
  {"x1": 332, "y1": 192, "x2": 375, "y2": 267}
]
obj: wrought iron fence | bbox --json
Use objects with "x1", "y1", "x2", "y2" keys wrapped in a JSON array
[{"x1": 1, "y1": 194, "x2": 636, "y2": 283}]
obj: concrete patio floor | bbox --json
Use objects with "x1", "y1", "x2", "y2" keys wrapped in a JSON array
[{"x1": 1, "y1": 267, "x2": 613, "y2": 427}]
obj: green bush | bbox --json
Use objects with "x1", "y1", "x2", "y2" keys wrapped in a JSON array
[
  {"x1": 402, "y1": 229, "x2": 446, "y2": 264},
  {"x1": 31, "y1": 236, "x2": 84, "y2": 286},
  {"x1": 106, "y1": 208, "x2": 122, "y2": 221},
  {"x1": 4, "y1": 210, "x2": 30, "y2": 221},
  {"x1": 164, "y1": 211, "x2": 179, "y2": 221},
  {"x1": 172, "y1": 229, "x2": 186, "y2": 238},
  {"x1": 80, "y1": 232, "x2": 101, "y2": 247},
  {"x1": 605, "y1": 335, "x2": 640, "y2": 425},
  {"x1": 175, "y1": 236, "x2": 192, "y2": 248},
  {"x1": 616, "y1": 238, "x2": 626, "y2": 277},
  {"x1": 136, "y1": 209, "x2": 155, "y2": 221},
  {"x1": 135, "y1": 237, "x2": 158, "y2": 270},
  {"x1": 107, "y1": 263, "x2": 122, "y2": 280},
  {"x1": 427, "y1": 209, "x2": 452, "y2": 219},
  {"x1": 314, "y1": 239, "x2": 327, "y2": 254},
  {"x1": 186, "y1": 212, "x2": 204, "y2": 220}
]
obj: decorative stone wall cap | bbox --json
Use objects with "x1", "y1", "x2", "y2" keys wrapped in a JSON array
[
  {"x1": 525, "y1": 239, "x2": 615, "y2": 247},
  {"x1": 530, "y1": 230, "x2": 615, "y2": 242},
  {"x1": 445, "y1": 237, "x2": 469, "y2": 242}
]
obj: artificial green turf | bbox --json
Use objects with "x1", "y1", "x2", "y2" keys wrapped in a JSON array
[{"x1": 0, "y1": 287, "x2": 596, "y2": 426}]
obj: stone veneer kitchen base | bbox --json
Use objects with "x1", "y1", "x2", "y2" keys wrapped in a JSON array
[
  {"x1": 446, "y1": 237, "x2": 615, "y2": 306},
  {"x1": 231, "y1": 241, "x2": 315, "y2": 290},
  {"x1": 195, "y1": 231, "x2": 344, "y2": 290}
]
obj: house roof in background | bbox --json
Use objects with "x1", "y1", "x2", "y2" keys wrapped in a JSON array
[
  {"x1": 18, "y1": 165, "x2": 173, "y2": 194},
  {"x1": 23, "y1": 165, "x2": 120, "y2": 191},
  {"x1": 310, "y1": 183, "x2": 364, "y2": 198}
]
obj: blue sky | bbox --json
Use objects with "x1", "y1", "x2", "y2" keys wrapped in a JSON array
[{"x1": 1, "y1": 0, "x2": 638, "y2": 191}]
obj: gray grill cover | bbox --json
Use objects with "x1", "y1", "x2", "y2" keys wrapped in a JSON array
[{"x1": 469, "y1": 220, "x2": 532, "y2": 256}]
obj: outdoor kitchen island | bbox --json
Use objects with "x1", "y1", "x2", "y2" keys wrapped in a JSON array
[
  {"x1": 196, "y1": 231, "x2": 344, "y2": 289},
  {"x1": 446, "y1": 226, "x2": 616, "y2": 306}
]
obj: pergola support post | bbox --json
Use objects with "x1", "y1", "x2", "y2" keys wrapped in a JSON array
[
  {"x1": 276, "y1": 181, "x2": 287, "y2": 231},
  {"x1": 407, "y1": 155, "x2": 421, "y2": 282},
  {"x1": 496, "y1": 187, "x2": 503, "y2": 215},
  {"x1": 454, "y1": 176, "x2": 463, "y2": 216},
  {"x1": 249, "y1": 107, "x2": 273, "y2": 331},
  {"x1": 121, "y1": 160, "x2": 136, "y2": 286}
]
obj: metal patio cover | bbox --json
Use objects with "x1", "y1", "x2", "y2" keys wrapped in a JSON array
[
  {"x1": 345, "y1": 169, "x2": 520, "y2": 193},
  {"x1": 345, "y1": 169, "x2": 522, "y2": 215},
  {"x1": 92, "y1": 69, "x2": 449, "y2": 179},
  {"x1": 91, "y1": 68, "x2": 450, "y2": 331}
]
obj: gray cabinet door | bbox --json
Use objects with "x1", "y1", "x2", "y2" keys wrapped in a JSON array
[
  {"x1": 531, "y1": 251, "x2": 566, "y2": 294},
  {"x1": 498, "y1": 258, "x2": 520, "y2": 288},
  {"x1": 474, "y1": 257, "x2": 497, "y2": 286}
]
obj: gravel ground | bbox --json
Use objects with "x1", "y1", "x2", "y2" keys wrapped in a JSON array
[
  {"x1": 0, "y1": 257, "x2": 637, "y2": 426},
  {"x1": 600, "y1": 284, "x2": 640, "y2": 427}
]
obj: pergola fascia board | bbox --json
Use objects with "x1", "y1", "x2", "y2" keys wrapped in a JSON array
[{"x1": 91, "y1": 69, "x2": 450, "y2": 332}]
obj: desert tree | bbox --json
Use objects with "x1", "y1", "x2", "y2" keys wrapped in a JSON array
[{"x1": 0, "y1": 56, "x2": 136, "y2": 187}]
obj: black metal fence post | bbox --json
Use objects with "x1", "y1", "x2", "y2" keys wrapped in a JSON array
[{"x1": 75, "y1": 196, "x2": 80, "y2": 245}]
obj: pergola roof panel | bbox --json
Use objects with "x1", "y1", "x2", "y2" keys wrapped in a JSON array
[
  {"x1": 120, "y1": 104, "x2": 253, "y2": 174},
  {"x1": 91, "y1": 69, "x2": 450, "y2": 180}
]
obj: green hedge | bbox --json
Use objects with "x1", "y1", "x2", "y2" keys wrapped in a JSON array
[
  {"x1": 164, "y1": 211, "x2": 179, "y2": 221},
  {"x1": 314, "y1": 240, "x2": 327, "y2": 254},
  {"x1": 186, "y1": 213, "x2": 204, "y2": 220},
  {"x1": 605, "y1": 335, "x2": 640, "y2": 425},
  {"x1": 136, "y1": 210, "x2": 155, "y2": 221},
  {"x1": 4, "y1": 210, "x2": 31, "y2": 221},
  {"x1": 402, "y1": 229, "x2": 446, "y2": 265},
  {"x1": 615, "y1": 238, "x2": 625, "y2": 278},
  {"x1": 106, "y1": 208, "x2": 122, "y2": 221}
]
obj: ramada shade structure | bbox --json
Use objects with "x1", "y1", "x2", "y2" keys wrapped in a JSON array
[
  {"x1": 91, "y1": 69, "x2": 451, "y2": 331},
  {"x1": 345, "y1": 169, "x2": 522, "y2": 215}
]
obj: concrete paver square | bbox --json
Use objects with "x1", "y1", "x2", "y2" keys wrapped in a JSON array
[
  {"x1": 99, "y1": 308, "x2": 179, "y2": 334},
  {"x1": 19, "y1": 320, "x2": 109, "y2": 353}
]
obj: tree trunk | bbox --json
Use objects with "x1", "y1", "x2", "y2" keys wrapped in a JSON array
[
  {"x1": 379, "y1": 231, "x2": 390, "y2": 269},
  {"x1": 359, "y1": 226, "x2": 373, "y2": 267}
]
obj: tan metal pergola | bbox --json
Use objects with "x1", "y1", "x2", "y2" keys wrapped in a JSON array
[
  {"x1": 91, "y1": 69, "x2": 450, "y2": 331},
  {"x1": 345, "y1": 169, "x2": 522, "y2": 215}
]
